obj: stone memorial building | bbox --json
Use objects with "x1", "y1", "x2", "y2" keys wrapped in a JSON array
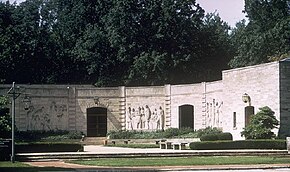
[{"x1": 1, "y1": 60, "x2": 289, "y2": 140}]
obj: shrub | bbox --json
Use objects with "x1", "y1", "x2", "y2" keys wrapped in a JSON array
[
  {"x1": 16, "y1": 142, "x2": 83, "y2": 153},
  {"x1": 196, "y1": 127, "x2": 222, "y2": 138},
  {"x1": 200, "y1": 133, "x2": 233, "y2": 141},
  {"x1": 241, "y1": 106, "x2": 279, "y2": 139},
  {"x1": 200, "y1": 134, "x2": 218, "y2": 141},
  {"x1": 15, "y1": 130, "x2": 83, "y2": 142},
  {"x1": 0, "y1": 139, "x2": 11, "y2": 161},
  {"x1": 218, "y1": 133, "x2": 233, "y2": 141},
  {"x1": 107, "y1": 130, "x2": 135, "y2": 139},
  {"x1": 0, "y1": 96, "x2": 11, "y2": 139},
  {"x1": 189, "y1": 140, "x2": 286, "y2": 150}
]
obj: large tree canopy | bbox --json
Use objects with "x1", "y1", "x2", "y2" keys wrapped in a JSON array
[
  {"x1": 229, "y1": 0, "x2": 290, "y2": 68},
  {"x1": 2, "y1": 0, "x2": 264, "y2": 86}
]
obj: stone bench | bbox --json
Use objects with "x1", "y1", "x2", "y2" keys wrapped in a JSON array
[
  {"x1": 160, "y1": 141, "x2": 172, "y2": 149},
  {"x1": 159, "y1": 138, "x2": 200, "y2": 150},
  {"x1": 172, "y1": 142, "x2": 187, "y2": 150}
]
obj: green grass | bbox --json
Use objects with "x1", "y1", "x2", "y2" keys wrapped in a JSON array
[
  {"x1": 0, "y1": 161, "x2": 75, "y2": 172},
  {"x1": 69, "y1": 156, "x2": 290, "y2": 167}
]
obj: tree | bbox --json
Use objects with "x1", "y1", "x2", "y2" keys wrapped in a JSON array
[
  {"x1": 0, "y1": 96, "x2": 10, "y2": 139},
  {"x1": 0, "y1": 0, "x2": 234, "y2": 86},
  {"x1": 241, "y1": 106, "x2": 279, "y2": 139},
  {"x1": 229, "y1": 0, "x2": 290, "y2": 68},
  {"x1": 198, "y1": 13, "x2": 233, "y2": 82}
]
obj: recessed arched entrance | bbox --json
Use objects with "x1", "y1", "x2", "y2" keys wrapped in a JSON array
[
  {"x1": 179, "y1": 105, "x2": 194, "y2": 129},
  {"x1": 87, "y1": 107, "x2": 107, "y2": 137}
]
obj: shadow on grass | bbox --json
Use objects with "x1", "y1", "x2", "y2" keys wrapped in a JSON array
[{"x1": 0, "y1": 167, "x2": 76, "y2": 172}]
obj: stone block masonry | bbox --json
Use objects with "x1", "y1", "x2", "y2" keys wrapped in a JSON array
[{"x1": 0, "y1": 59, "x2": 289, "y2": 140}]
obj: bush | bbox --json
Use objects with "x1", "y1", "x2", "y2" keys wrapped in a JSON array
[
  {"x1": 16, "y1": 142, "x2": 83, "y2": 153},
  {"x1": 200, "y1": 133, "x2": 233, "y2": 141},
  {"x1": 0, "y1": 139, "x2": 11, "y2": 161},
  {"x1": 241, "y1": 106, "x2": 279, "y2": 139},
  {"x1": 200, "y1": 134, "x2": 218, "y2": 141},
  {"x1": 16, "y1": 130, "x2": 83, "y2": 142},
  {"x1": 0, "y1": 96, "x2": 11, "y2": 139},
  {"x1": 189, "y1": 140, "x2": 286, "y2": 150},
  {"x1": 196, "y1": 127, "x2": 222, "y2": 138},
  {"x1": 108, "y1": 128, "x2": 196, "y2": 139},
  {"x1": 218, "y1": 133, "x2": 233, "y2": 141}
]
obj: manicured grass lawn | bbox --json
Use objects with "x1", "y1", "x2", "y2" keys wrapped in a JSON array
[
  {"x1": 0, "y1": 161, "x2": 74, "y2": 172},
  {"x1": 69, "y1": 156, "x2": 290, "y2": 167}
]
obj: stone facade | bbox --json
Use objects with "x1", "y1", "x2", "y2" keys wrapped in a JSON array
[{"x1": 0, "y1": 60, "x2": 289, "y2": 139}]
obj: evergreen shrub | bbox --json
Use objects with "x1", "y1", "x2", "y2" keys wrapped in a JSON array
[
  {"x1": 16, "y1": 142, "x2": 83, "y2": 153},
  {"x1": 200, "y1": 132, "x2": 233, "y2": 141}
]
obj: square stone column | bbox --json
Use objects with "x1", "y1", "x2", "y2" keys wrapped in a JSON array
[{"x1": 287, "y1": 137, "x2": 290, "y2": 154}]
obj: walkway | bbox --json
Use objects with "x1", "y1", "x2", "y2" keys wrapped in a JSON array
[{"x1": 21, "y1": 146, "x2": 290, "y2": 171}]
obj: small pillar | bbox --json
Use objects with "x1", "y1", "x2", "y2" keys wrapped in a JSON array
[{"x1": 287, "y1": 137, "x2": 290, "y2": 154}]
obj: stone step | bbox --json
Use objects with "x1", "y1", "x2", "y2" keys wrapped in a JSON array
[{"x1": 16, "y1": 150, "x2": 289, "y2": 162}]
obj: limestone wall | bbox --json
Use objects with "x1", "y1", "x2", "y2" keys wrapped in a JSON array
[
  {"x1": 0, "y1": 85, "x2": 70, "y2": 131},
  {"x1": 0, "y1": 60, "x2": 288, "y2": 139},
  {"x1": 279, "y1": 60, "x2": 290, "y2": 138},
  {"x1": 75, "y1": 86, "x2": 123, "y2": 133},
  {"x1": 222, "y1": 62, "x2": 280, "y2": 140},
  {"x1": 125, "y1": 86, "x2": 166, "y2": 130}
]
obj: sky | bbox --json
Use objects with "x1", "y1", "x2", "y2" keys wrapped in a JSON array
[
  {"x1": 2, "y1": 0, "x2": 247, "y2": 27},
  {"x1": 196, "y1": 0, "x2": 247, "y2": 27}
]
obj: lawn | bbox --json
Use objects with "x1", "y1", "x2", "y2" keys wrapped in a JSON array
[
  {"x1": 0, "y1": 161, "x2": 75, "y2": 172},
  {"x1": 68, "y1": 156, "x2": 290, "y2": 167}
]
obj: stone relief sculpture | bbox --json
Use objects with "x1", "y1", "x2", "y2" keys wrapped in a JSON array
[
  {"x1": 25, "y1": 101, "x2": 68, "y2": 131},
  {"x1": 205, "y1": 99, "x2": 223, "y2": 128},
  {"x1": 126, "y1": 107, "x2": 133, "y2": 130},
  {"x1": 126, "y1": 105, "x2": 164, "y2": 131}
]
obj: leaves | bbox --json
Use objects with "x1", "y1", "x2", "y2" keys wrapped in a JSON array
[
  {"x1": 0, "y1": 0, "x2": 234, "y2": 86},
  {"x1": 229, "y1": 0, "x2": 290, "y2": 68},
  {"x1": 241, "y1": 106, "x2": 279, "y2": 139}
]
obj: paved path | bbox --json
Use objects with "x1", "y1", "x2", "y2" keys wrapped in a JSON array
[{"x1": 22, "y1": 146, "x2": 290, "y2": 171}]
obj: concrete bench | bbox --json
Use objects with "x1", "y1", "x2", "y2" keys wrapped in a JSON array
[
  {"x1": 159, "y1": 138, "x2": 200, "y2": 150},
  {"x1": 172, "y1": 142, "x2": 186, "y2": 150},
  {"x1": 160, "y1": 141, "x2": 172, "y2": 149}
]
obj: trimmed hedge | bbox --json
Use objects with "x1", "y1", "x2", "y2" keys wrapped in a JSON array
[
  {"x1": 0, "y1": 139, "x2": 11, "y2": 161},
  {"x1": 200, "y1": 132, "x2": 233, "y2": 141},
  {"x1": 16, "y1": 142, "x2": 83, "y2": 153},
  {"x1": 189, "y1": 140, "x2": 286, "y2": 150}
]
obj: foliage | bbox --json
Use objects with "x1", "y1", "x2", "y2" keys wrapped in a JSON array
[
  {"x1": 200, "y1": 132, "x2": 233, "y2": 141},
  {"x1": 107, "y1": 128, "x2": 197, "y2": 139},
  {"x1": 107, "y1": 127, "x2": 223, "y2": 139},
  {"x1": 241, "y1": 106, "x2": 279, "y2": 139},
  {"x1": 15, "y1": 142, "x2": 83, "y2": 153},
  {"x1": 0, "y1": 0, "x2": 233, "y2": 86},
  {"x1": 0, "y1": 96, "x2": 10, "y2": 139},
  {"x1": 229, "y1": 0, "x2": 290, "y2": 68},
  {"x1": 15, "y1": 130, "x2": 83, "y2": 142},
  {"x1": 189, "y1": 139, "x2": 286, "y2": 150},
  {"x1": 195, "y1": 127, "x2": 222, "y2": 138}
]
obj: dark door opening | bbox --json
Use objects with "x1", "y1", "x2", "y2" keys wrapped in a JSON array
[
  {"x1": 179, "y1": 105, "x2": 194, "y2": 129},
  {"x1": 87, "y1": 107, "x2": 107, "y2": 137}
]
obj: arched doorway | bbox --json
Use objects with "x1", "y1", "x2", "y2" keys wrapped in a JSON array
[
  {"x1": 87, "y1": 107, "x2": 107, "y2": 137},
  {"x1": 179, "y1": 105, "x2": 194, "y2": 129}
]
